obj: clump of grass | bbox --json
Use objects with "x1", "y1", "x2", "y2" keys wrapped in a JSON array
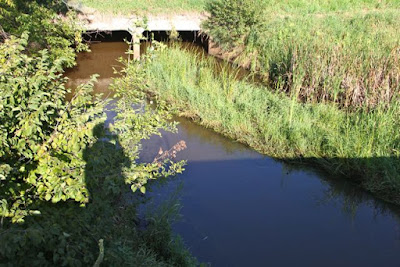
[
  {"x1": 254, "y1": 12, "x2": 400, "y2": 109},
  {"x1": 133, "y1": 45, "x2": 400, "y2": 204}
]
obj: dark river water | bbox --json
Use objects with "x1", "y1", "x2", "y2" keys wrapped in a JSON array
[{"x1": 66, "y1": 42, "x2": 400, "y2": 267}]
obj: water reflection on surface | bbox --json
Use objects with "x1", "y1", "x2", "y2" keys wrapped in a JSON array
[
  {"x1": 66, "y1": 41, "x2": 400, "y2": 267},
  {"x1": 141, "y1": 117, "x2": 400, "y2": 267},
  {"x1": 65, "y1": 42, "x2": 128, "y2": 99}
]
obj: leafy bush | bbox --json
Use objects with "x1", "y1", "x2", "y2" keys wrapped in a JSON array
[
  {"x1": 202, "y1": 0, "x2": 265, "y2": 49},
  {"x1": 0, "y1": 34, "x2": 106, "y2": 222},
  {"x1": 1, "y1": 0, "x2": 88, "y2": 67}
]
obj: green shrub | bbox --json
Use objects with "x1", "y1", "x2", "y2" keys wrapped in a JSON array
[
  {"x1": 1, "y1": 0, "x2": 88, "y2": 67},
  {"x1": 0, "y1": 34, "x2": 105, "y2": 222},
  {"x1": 202, "y1": 0, "x2": 265, "y2": 49}
]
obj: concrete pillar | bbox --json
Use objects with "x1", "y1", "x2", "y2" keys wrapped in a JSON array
[
  {"x1": 128, "y1": 27, "x2": 143, "y2": 61},
  {"x1": 133, "y1": 35, "x2": 140, "y2": 60}
]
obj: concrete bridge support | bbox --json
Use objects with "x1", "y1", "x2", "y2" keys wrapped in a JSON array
[
  {"x1": 128, "y1": 27, "x2": 144, "y2": 61},
  {"x1": 83, "y1": 15, "x2": 204, "y2": 60}
]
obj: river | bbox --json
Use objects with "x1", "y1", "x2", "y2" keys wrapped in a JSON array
[{"x1": 65, "y1": 41, "x2": 400, "y2": 267}]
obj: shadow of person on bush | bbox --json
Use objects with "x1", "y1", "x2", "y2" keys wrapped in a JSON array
[
  {"x1": 0, "y1": 122, "x2": 195, "y2": 266},
  {"x1": 83, "y1": 123, "x2": 132, "y2": 211},
  {"x1": 0, "y1": 123, "x2": 131, "y2": 265}
]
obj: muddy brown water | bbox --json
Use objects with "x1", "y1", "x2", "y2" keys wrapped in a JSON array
[{"x1": 66, "y1": 42, "x2": 400, "y2": 267}]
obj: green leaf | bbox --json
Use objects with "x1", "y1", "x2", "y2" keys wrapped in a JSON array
[
  {"x1": 131, "y1": 185, "x2": 137, "y2": 192},
  {"x1": 44, "y1": 193, "x2": 51, "y2": 201},
  {"x1": 140, "y1": 186, "x2": 146, "y2": 194}
]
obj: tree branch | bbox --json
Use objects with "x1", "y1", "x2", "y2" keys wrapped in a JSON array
[{"x1": 0, "y1": 24, "x2": 9, "y2": 41}]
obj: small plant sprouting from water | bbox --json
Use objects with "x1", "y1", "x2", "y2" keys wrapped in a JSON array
[{"x1": 167, "y1": 26, "x2": 180, "y2": 42}]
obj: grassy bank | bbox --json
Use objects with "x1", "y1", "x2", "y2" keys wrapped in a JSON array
[
  {"x1": 70, "y1": 0, "x2": 207, "y2": 13},
  {"x1": 70, "y1": 0, "x2": 400, "y2": 14},
  {"x1": 203, "y1": 1, "x2": 400, "y2": 110},
  {"x1": 134, "y1": 45, "x2": 400, "y2": 204}
]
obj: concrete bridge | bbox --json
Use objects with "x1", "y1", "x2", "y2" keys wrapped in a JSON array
[{"x1": 81, "y1": 13, "x2": 205, "y2": 59}]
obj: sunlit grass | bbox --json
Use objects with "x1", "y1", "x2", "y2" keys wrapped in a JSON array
[
  {"x1": 241, "y1": 10, "x2": 400, "y2": 109},
  {"x1": 70, "y1": 0, "x2": 400, "y2": 14},
  {"x1": 70, "y1": 0, "x2": 207, "y2": 13}
]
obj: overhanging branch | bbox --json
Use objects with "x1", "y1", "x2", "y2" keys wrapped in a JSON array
[{"x1": 0, "y1": 24, "x2": 9, "y2": 41}]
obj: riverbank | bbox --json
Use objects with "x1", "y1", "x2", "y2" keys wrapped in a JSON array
[
  {"x1": 69, "y1": 0, "x2": 206, "y2": 14},
  {"x1": 132, "y1": 44, "x2": 400, "y2": 205},
  {"x1": 69, "y1": 0, "x2": 399, "y2": 15},
  {"x1": 202, "y1": 1, "x2": 400, "y2": 109}
]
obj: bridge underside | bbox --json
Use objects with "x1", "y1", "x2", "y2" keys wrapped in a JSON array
[
  {"x1": 83, "y1": 14, "x2": 205, "y2": 59},
  {"x1": 83, "y1": 28, "x2": 208, "y2": 60}
]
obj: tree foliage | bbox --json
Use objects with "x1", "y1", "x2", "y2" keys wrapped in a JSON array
[{"x1": 0, "y1": 0, "x2": 87, "y2": 67}]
